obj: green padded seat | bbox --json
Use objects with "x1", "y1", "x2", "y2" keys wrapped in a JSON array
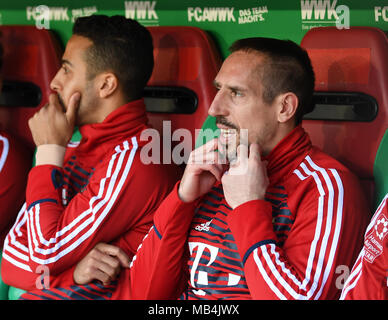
[{"x1": 195, "y1": 116, "x2": 217, "y2": 148}]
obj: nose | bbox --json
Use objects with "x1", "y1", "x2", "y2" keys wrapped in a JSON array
[
  {"x1": 50, "y1": 70, "x2": 61, "y2": 92},
  {"x1": 208, "y1": 89, "x2": 228, "y2": 117}
]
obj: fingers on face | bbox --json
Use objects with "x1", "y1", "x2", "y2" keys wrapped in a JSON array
[
  {"x1": 66, "y1": 92, "x2": 81, "y2": 123},
  {"x1": 239, "y1": 143, "x2": 263, "y2": 163},
  {"x1": 49, "y1": 93, "x2": 59, "y2": 105},
  {"x1": 203, "y1": 137, "x2": 219, "y2": 152},
  {"x1": 33, "y1": 95, "x2": 60, "y2": 120},
  {"x1": 249, "y1": 143, "x2": 261, "y2": 156},
  {"x1": 205, "y1": 162, "x2": 225, "y2": 181},
  {"x1": 47, "y1": 93, "x2": 63, "y2": 114},
  {"x1": 28, "y1": 101, "x2": 48, "y2": 129},
  {"x1": 226, "y1": 143, "x2": 265, "y2": 178},
  {"x1": 189, "y1": 141, "x2": 227, "y2": 180},
  {"x1": 190, "y1": 147, "x2": 219, "y2": 164}
]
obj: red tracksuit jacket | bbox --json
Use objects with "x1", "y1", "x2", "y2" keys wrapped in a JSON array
[
  {"x1": 116, "y1": 126, "x2": 369, "y2": 300},
  {"x1": 340, "y1": 194, "x2": 388, "y2": 300},
  {"x1": 19, "y1": 126, "x2": 370, "y2": 300},
  {"x1": 1, "y1": 99, "x2": 180, "y2": 291},
  {"x1": 0, "y1": 132, "x2": 31, "y2": 249}
]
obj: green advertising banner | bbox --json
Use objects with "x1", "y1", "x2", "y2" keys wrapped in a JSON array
[{"x1": 0, "y1": 0, "x2": 387, "y2": 58}]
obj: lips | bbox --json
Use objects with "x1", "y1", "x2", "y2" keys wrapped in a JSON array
[{"x1": 215, "y1": 116, "x2": 238, "y2": 145}]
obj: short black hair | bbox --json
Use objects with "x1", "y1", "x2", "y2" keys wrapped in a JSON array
[
  {"x1": 73, "y1": 15, "x2": 154, "y2": 101},
  {"x1": 229, "y1": 37, "x2": 315, "y2": 125}
]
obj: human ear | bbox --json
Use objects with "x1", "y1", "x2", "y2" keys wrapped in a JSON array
[
  {"x1": 278, "y1": 93, "x2": 298, "y2": 123},
  {"x1": 98, "y1": 73, "x2": 118, "y2": 99}
]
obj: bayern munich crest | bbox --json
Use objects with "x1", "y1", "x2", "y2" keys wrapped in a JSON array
[{"x1": 364, "y1": 214, "x2": 388, "y2": 263}]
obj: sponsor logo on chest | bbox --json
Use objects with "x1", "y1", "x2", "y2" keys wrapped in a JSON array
[{"x1": 364, "y1": 214, "x2": 388, "y2": 263}]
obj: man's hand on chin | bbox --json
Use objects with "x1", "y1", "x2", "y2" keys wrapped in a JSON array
[{"x1": 29, "y1": 92, "x2": 81, "y2": 167}]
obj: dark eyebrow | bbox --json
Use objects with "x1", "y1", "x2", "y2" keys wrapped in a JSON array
[
  {"x1": 61, "y1": 59, "x2": 73, "y2": 68},
  {"x1": 213, "y1": 80, "x2": 245, "y2": 92},
  {"x1": 229, "y1": 85, "x2": 245, "y2": 92}
]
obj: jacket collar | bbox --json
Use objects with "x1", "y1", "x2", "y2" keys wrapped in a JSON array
[
  {"x1": 263, "y1": 125, "x2": 312, "y2": 186},
  {"x1": 78, "y1": 98, "x2": 149, "y2": 151}
]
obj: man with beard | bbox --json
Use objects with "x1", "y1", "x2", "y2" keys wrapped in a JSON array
[
  {"x1": 1, "y1": 15, "x2": 179, "y2": 298},
  {"x1": 22, "y1": 37, "x2": 369, "y2": 300}
]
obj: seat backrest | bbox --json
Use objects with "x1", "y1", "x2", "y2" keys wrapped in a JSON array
[
  {"x1": 301, "y1": 27, "x2": 388, "y2": 208},
  {"x1": 145, "y1": 26, "x2": 222, "y2": 153},
  {"x1": 0, "y1": 25, "x2": 62, "y2": 150}
]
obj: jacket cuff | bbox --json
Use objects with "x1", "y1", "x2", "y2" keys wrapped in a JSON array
[
  {"x1": 49, "y1": 264, "x2": 77, "y2": 289},
  {"x1": 26, "y1": 165, "x2": 64, "y2": 209},
  {"x1": 153, "y1": 181, "x2": 202, "y2": 238},
  {"x1": 227, "y1": 199, "x2": 277, "y2": 265}
]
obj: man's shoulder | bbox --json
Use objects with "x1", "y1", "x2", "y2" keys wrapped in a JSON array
[
  {"x1": 98, "y1": 138, "x2": 183, "y2": 183},
  {"x1": 289, "y1": 146, "x2": 361, "y2": 193},
  {"x1": 303, "y1": 146, "x2": 355, "y2": 176}
]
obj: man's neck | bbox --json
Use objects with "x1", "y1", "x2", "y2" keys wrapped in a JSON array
[
  {"x1": 262, "y1": 122, "x2": 296, "y2": 157},
  {"x1": 80, "y1": 96, "x2": 129, "y2": 125}
]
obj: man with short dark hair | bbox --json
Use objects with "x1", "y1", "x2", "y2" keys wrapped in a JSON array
[
  {"x1": 1, "y1": 15, "x2": 179, "y2": 296},
  {"x1": 228, "y1": 38, "x2": 315, "y2": 127},
  {"x1": 119, "y1": 37, "x2": 369, "y2": 300},
  {"x1": 22, "y1": 37, "x2": 369, "y2": 300}
]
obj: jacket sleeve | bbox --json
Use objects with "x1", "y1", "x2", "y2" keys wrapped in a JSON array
[
  {"x1": 127, "y1": 182, "x2": 200, "y2": 300},
  {"x1": 340, "y1": 195, "x2": 388, "y2": 300},
  {"x1": 1, "y1": 249, "x2": 76, "y2": 293},
  {"x1": 0, "y1": 133, "x2": 31, "y2": 245},
  {"x1": 227, "y1": 168, "x2": 368, "y2": 300},
  {"x1": 22, "y1": 142, "x2": 167, "y2": 275}
]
